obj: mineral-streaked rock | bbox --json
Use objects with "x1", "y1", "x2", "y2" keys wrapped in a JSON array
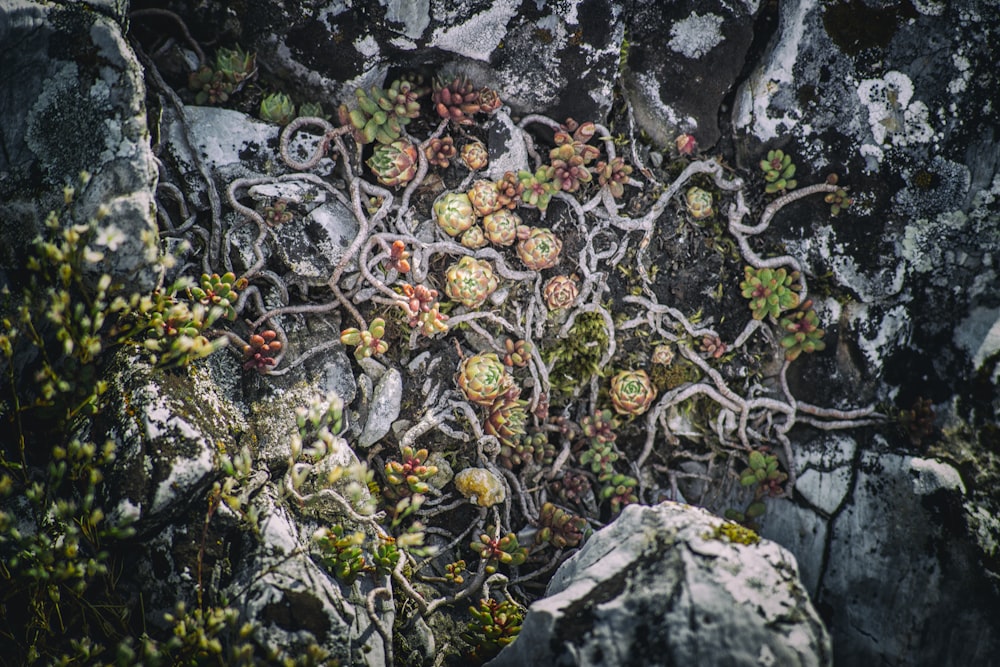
[{"x1": 490, "y1": 501, "x2": 831, "y2": 667}]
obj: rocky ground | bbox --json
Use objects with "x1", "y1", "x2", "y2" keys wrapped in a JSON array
[{"x1": 1, "y1": 1, "x2": 998, "y2": 666}]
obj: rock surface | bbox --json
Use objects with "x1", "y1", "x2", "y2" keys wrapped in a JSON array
[{"x1": 491, "y1": 501, "x2": 831, "y2": 667}]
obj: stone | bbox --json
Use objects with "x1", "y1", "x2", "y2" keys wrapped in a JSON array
[
  {"x1": 491, "y1": 501, "x2": 831, "y2": 667},
  {"x1": 96, "y1": 349, "x2": 247, "y2": 531},
  {"x1": 0, "y1": 0, "x2": 159, "y2": 290},
  {"x1": 624, "y1": 0, "x2": 759, "y2": 149},
  {"x1": 358, "y1": 368, "x2": 403, "y2": 448}
]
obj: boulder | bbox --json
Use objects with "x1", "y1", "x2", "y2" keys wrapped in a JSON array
[{"x1": 491, "y1": 501, "x2": 831, "y2": 667}]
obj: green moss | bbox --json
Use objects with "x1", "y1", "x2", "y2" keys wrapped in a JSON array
[
  {"x1": 541, "y1": 311, "x2": 610, "y2": 395},
  {"x1": 650, "y1": 357, "x2": 701, "y2": 392}
]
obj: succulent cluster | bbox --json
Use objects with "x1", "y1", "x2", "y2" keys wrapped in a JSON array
[
  {"x1": 340, "y1": 78, "x2": 426, "y2": 145},
  {"x1": 314, "y1": 524, "x2": 368, "y2": 583},
  {"x1": 189, "y1": 272, "x2": 241, "y2": 321},
  {"x1": 259, "y1": 91, "x2": 296, "y2": 125},
  {"x1": 461, "y1": 598, "x2": 524, "y2": 663},
  {"x1": 740, "y1": 266, "x2": 802, "y2": 321},
  {"x1": 485, "y1": 393, "x2": 529, "y2": 451},
  {"x1": 517, "y1": 166, "x2": 559, "y2": 212},
  {"x1": 444, "y1": 256, "x2": 499, "y2": 308},
  {"x1": 432, "y1": 76, "x2": 502, "y2": 125},
  {"x1": 457, "y1": 353, "x2": 511, "y2": 406},
  {"x1": 384, "y1": 446, "x2": 439, "y2": 499},
  {"x1": 824, "y1": 175, "x2": 854, "y2": 216},
  {"x1": 434, "y1": 192, "x2": 476, "y2": 237},
  {"x1": 685, "y1": 186, "x2": 714, "y2": 219},
  {"x1": 727, "y1": 448, "x2": 788, "y2": 526},
  {"x1": 778, "y1": 301, "x2": 826, "y2": 361},
  {"x1": 340, "y1": 318, "x2": 390, "y2": 361},
  {"x1": 242, "y1": 329, "x2": 282, "y2": 371},
  {"x1": 263, "y1": 198, "x2": 294, "y2": 226},
  {"x1": 549, "y1": 121, "x2": 600, "y2": 192},
  {"x1": 424, "y1": 136, "x2": 457, "y2": 167},
  {"x1": 609, "y1": 369, "x2": 657, "y2": 416},
  {"x1": 471, "y1": 528, "x2": 528, "y2": 573},
  {"x1": 461, "y1": 140, "x2": 490, "y2": 170},
  {"x1": 536, "y1": 502, "x2": 588, "y2": 549},
  {"x1": 367, "y1": 139, "x2": 420, "y2": 187},
  {"x1": 516, "y1": 226, "x2": 563, "y2": 271},
  {"x1": 188, "y1": 45, "x2": 255, "y2": 105},
  {"x1": 543, "y1": 275, "x2": 579, "y2": 310},
  {"x1": 759, "y1": 149, "x2": 798, "y2": 194}
]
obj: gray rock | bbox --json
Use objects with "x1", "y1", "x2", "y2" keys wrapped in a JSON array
[
  {"x1": 624, "y1": 0, "x2": 759, "y2": 148},
  {"x1": 358, "y1": 367, "x2": 403, "y2": 448},
  {"x1": 491, "y1": 501, "x2": 831, "y2": 667},
  {"x1": 96, "y1": 350, "x2": 247, "y2": 530},
  {"x1": 0, "y1": 0, "x2": 159, "y2": 290},
  {"x1": 762, "y1": 437, "x2": 1000, "y2": 666},
  {"x1": 228, "y1": 487, "x2": 392, "y2": 665}
]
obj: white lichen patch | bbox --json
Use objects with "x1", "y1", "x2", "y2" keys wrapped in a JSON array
[
  {"x1": 912, "y1": 0, "x2": 946, "y2": 15},
  {"x1": 898, "y1": 211, "x2": 968, "y2": 274},
  {"x1": 429, "y1": 1, "x2": 519, "y2": 61},
  {"x1": 353, "y1": 34, "x2": 380, "y2": 58},
  {"x1": 857, "y1": 71, "x2": 934, "y2": 149},
  {"x1": 668, "y1": 12, "x2": 724, "y2": 59},
  {"x1": 634, "y1": 71, "x2": 695, "y2": 128},
  {"x1": 948, "y1": 53, "x2": 971, "y2": 95},
  {"x1": 851, "y1": 303, "x2": 912, "y2": 370},
  {"x1": 732, "y1": 0, "x2": 815, "y2": 141}
]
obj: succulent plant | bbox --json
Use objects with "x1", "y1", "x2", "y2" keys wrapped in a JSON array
[
  {"x1": 517, "y1": 166, "x2": 558, "y2": 211},
  {"x1": 298, "y1": 101, "x2": 328, "y2": 119},
  {"x1": 536, "y1": 502, "x2": 588, "y2": 549},
  {"x1": 675, "y1": 133, "x2": 697, "y2": 155},
  {"x1": 482, "y1": 209, "x2": 522, "y2": 246},
  {"x1": 580, "y1": 409, "x2": 617, "y2": 446},
  {"x1": 384, "y1": 446, "x2": 439, "y2": 499},
  {"x1": 434, "y1": 192, "x2": 476, "y2": 237},
  {"x1": 471, "y1": 529, "x2": 527, "y2": 573},
  {"x1": 651, "y1": 343, "x2": 675, "y2": 366},
  {"x1": 485, "y1": 393, "x2": 529, "y2": 450},
  {"x1": 579, "y1": 440, "x2": 619, "y2": 476},
  {"x1": 699, "y1": 334, "x2": 727, "y2": 359},
  {"x1": 424, "y1": 136, "x2": 457, "y2": 168},
  {"x1": 242, "y1": 329, "x2": 281, "y2": 371},
  {"x1": 740, "y1": 266, "x2": 802, "y2": 321},
  {"x1": 366, "y1": 139, "x2": 419, "y2": 187},
  {"x1": 433, "y1": 76, "x2": 500, "y2": 125},
  {"x1": 778, "y1": 301, "x2": 826, "y2": 361},
  {"x1": 824, "y1": 177, "x2": 854, "y2": 216},
  {"x1": 592, "y1": 156, "x2": 632, "y2": 198},
  {"x1": 416, "y1": 303, "x2": 449, "y2": 337},
  {"x1": 456, "y1": 353, "x2": 510, "y2": 406},
  {"x1": 503, "y1": 338, "x2": 532, "y2": 367},
  {"x1": 339, "y1": 78, "x2": 425, "y2": 145},
  {"x1": 506, "y1": 430, "x2": 556, "y2": 468},
  {"x1": 542, "y1": 275, "x2": 579, "y2": 310},
  {"x1": 494, "y1": 171, "x2": 524, "y2": 209},
  {"x1": 549, "y1": 469, "x2": 593, "y2": 506},
  {"x1": 685, "y1": 186, "x2": 714, "y2": 219},
  {"x1": 760, "y1": 149, "x2": 797, "y2": 194},
  {"x1": 549, "y1": 121, "x2": 600, "y2": 193},
  {"x1": 314, "y1": 525, "x2": 368, "y2": 584},
  {"x1": 400, "y1": 283, "x2": 439, "y2": 322},
  {"x1": 188, "y1": 45, "x2": 255, "y2": 105},
  {"x1": 461, "y1": 598, "x2": 524, "y2": 663},
  {"x1": 444, "y1": 256, "x2": 499, "y2": 308},
  {"x1": 263, "y1": 198, "x2": 293, "y2": 226},
  {"x1": 386, "y1": 239, "x2": 411, "y2": 273},
  {"x1": 468, "y1": 179, "x2": 503, "y2": 217},
  {"x1": 609, "y1": 369, "x2": 657, "y2": 416},
  {"x1": 445, "y1": 559, "x2": 467, "y2": 584},
  {"x1": 189, "y1": 272, "x2": 240, "y2": 321},
  {"x1": 259, "y1": 92, "x2": 296, "y2": 125},
  {"x1": 460, "y1": 225, "x2": 488, "y2": 249},
  {"x1": 516, "y1": 227, "x2": 562, "y2": 271},
  {"x1": 460, "y1": 139, "x2": 489, "y2": 170},
  {"x1": 599, "y1": 472, "x2": 638, "y2": 515},
  {"x1": 740, "y1": 449, "x2": 788, "y2": 497},
  {"x1": 340, "y1": 318, "x2": 389, "y2": 361}
]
